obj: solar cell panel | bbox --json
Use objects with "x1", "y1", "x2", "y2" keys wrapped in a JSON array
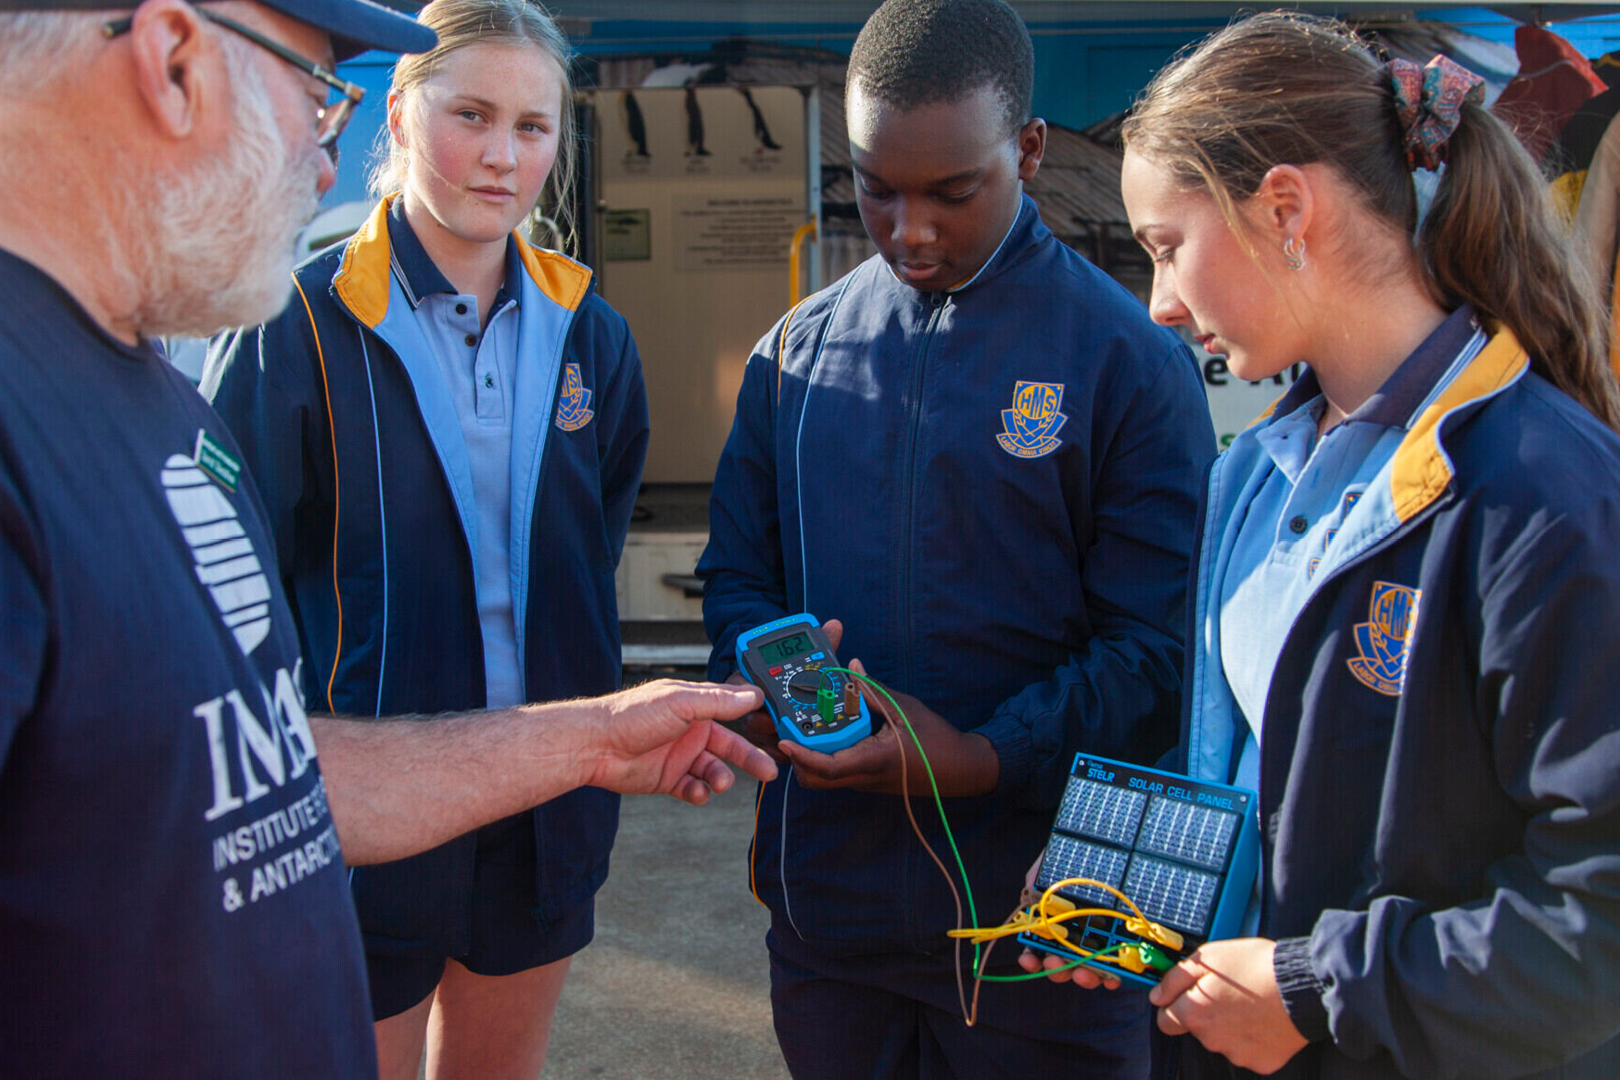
[
  {"x1": 1019, "y1": 755, "x2": 1260, "y2": 987},
  {"x1": 1053, "y1": 777, "x2": 1147, "y2": 847},
  {"x1": 1136, "y1": 797, "x2": 1239, "y2": 872},
  {"x1": 1124, "y1": 854, "x2": 1220, "y2": 935},
  {"x1": 1036, "y1": 835, "x2": 1129, "y2": 909}
]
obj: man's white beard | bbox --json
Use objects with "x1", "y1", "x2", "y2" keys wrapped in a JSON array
[{"x1": 133, "y1": 50, "x2": 321, "y2": 338}]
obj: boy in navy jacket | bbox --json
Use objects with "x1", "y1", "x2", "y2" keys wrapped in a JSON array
[{"x1": 697, "y1": 2, "x2": 1215, "y2": 1076}]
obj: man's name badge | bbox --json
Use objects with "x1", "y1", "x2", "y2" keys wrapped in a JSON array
[{"x1": 194, "y1": 429, "x2": 242, "y2": 492}]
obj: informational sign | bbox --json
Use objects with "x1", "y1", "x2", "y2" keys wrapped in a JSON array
[
  {"x1": 590, "y1": 85, "x2": 815, "y2": 484},
  {"x1": 603, "y1": 208, "x2": 651, "y2": 261},
  {"x1": 672, "y1": 195, "x2": 803, "y2": 271}
]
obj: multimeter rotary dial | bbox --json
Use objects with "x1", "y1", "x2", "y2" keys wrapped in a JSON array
[{"x1": 786, "y1": 670, "x2": 824, "y2": 704}]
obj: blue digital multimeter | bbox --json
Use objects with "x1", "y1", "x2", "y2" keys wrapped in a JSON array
[
  {"x1": 735, "y1": 613, "x2": 873, "y2": 753},
  {"x1": 1018, "y1": 753, "x2": 1260, "y2": 987}
]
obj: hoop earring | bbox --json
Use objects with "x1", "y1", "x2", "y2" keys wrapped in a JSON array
[{"x1": 1283, "y1": 236, "x2": 1307, "y2": 271}]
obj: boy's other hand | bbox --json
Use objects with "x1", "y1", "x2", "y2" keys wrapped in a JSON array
[
  {"x1": 726, "y1": 619, "x2": 846, "y2": 766},
  {"x1": 1014, "y1": 852, "x2": 1123, "y2": 989},
  {"x1": 780, "y1": 658, "x2": 999, "y2": 796}
]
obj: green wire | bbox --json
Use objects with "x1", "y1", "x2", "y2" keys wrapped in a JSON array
[
  {"x1": 976, "y1": 942, "x2": 1129, "y2": 982},
  {"x1": 819, "y1": 666, "x2": 982, "y2": 966},
  {"x1": 807, "y1": 669, "x2": 1154, "y2": 999}
]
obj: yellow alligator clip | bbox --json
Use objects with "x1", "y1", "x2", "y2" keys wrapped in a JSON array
[
  {"x1": 1032, "y1": 919, "x2": 1070, "y2": 945},
  {"x1": 1115, "y1": 945, "x2": 1148, "y2": 974},
  {"x1": 1043, "y1": 894, "x2": 1077, "y2": 916},
  {"x1": 1123, "y1": 918, "x2": 1184, "y2": 951}
]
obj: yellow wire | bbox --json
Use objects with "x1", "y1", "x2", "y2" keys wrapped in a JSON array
[
  {"x1": 1041, "y1": 876, "x2": 1148, "y2": 925},
  {"x1": 946, "y1": 875, "x2": 1176, "y2": 954},
  {"x1": 946, "y1": 906, "x2": 1127, "y2": 943}
]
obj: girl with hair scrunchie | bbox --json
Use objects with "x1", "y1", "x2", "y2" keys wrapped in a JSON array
[{"x1": 1022, "y1": 11, "x2": 1620, "y2": 1080}]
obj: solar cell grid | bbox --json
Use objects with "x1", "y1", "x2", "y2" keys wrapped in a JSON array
[
  {"x1": 1124, "y1": 855, "x2": 1219, "y2": 934},
  {"x1": 1037, "y1": 835, "x2": 1128, "y2": 909},
  {"x1": 1053, "y1": 777, "x2": 1147, "y2": 847},
  {"x1": 1136, "y1": 798, "x2": 1239, "y2": 871}
]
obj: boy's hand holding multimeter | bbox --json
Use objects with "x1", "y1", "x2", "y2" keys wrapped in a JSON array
[
  {"x1": 735, "y1": 613, "x2": 874, "y2": 753},
  {"x1": 734, "y1": 613, "x2": 998, "y2": 797}
]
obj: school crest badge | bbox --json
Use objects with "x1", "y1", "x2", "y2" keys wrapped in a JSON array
[
  {"x1": 554, "y1": 363, "x2": 594, "y2": 432},
  {"x1": 1347, "y1": 581, "x2": 1422, "y2": 696},
  {"x1": 997, "y1": 381, "x2": 1067, "y2": 459}
]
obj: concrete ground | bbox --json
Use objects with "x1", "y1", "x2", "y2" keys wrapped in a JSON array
[{"x1": 544, "y1": 779, "x2": 792, "y2": 1080}]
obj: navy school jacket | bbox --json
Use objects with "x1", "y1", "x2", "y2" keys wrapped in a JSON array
[
  {"x1": 1178, "y1": 329, "x2": 1620, "y2": 1080},
  {"x1": 203, "y1": 199, "x2": 649, "y2": 948},
  {"x1": 699, "y1": 197, "x2": 1215, "y2": 983}
]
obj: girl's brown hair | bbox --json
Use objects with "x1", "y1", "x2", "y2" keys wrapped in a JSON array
[
  {"x1": 1121, "y1": 11, "x2": 1620, "y2": 431},
  {"x1": 369, "y1": 0, "x2": 579, "y2": 255}
]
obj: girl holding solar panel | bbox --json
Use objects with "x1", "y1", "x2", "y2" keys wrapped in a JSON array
[{"x1": 1022, "y1": 11, "x2": 1620, "y2": 1080}]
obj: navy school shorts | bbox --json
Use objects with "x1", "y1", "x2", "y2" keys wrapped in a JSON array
[
  {"x1": 766, "y1": 921, "x2": 1151, "y2": 1080},
  {"x1": 363, "y1": 813, "x2": 596, "y2": 1020}
]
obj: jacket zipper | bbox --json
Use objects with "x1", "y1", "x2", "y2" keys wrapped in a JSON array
[
  {"x1": 898, "y1": 290, "x2": 947, "y2": 692},
  {"x1": 512, "y1": 324, "x2": 577, "y2": 700},
  {"x1": 897, "y1": 288, "x2": 946, "y2": 950}
]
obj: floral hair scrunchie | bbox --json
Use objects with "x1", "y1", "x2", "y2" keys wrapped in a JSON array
[{"x1": 1388, "y1": 54, "x2": 1485, "y2": 171}]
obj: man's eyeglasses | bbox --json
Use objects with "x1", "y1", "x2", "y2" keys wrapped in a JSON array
[{"x1": 102, "y1": 8, "x2": 364, "y2": 162}]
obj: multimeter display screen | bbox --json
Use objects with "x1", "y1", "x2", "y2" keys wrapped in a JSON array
[{"x1": 755, "y1": 632, "x2": 813, "y2": 666}]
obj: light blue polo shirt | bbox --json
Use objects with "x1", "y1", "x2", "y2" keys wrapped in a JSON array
[
  {"x1": 1216, "y1": 308, "x2": 1484, "y2": 929},
  {"x1": 387, "y1": 201, "x2": 531, "y2": 709}
]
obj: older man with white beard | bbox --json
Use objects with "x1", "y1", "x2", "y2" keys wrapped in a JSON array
[{"x1": 0, "y1": 2, "x2": 774, "y2": 1076}]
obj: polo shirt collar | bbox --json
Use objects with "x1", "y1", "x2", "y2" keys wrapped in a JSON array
[
  {"x1": 1350, "y1": 305, "x2": 1480, "y2": 429},
  {"x1": 1265, "y1": 305, "x2": 1480, "y2": 432},
  {"x1": 385, "y1": 198, "x2": 524, "y2": 313}
]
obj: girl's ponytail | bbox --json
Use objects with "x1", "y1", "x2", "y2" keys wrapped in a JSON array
[{"x1": 1421, "y1": 104, "x2": 1620, "y2": 429}]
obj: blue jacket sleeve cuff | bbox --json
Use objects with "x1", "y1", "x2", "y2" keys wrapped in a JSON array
[
  {"x1": 1273, "y1": 936, "x2": 1331, "y2": 1043},
  {"x1": 973, "y1": 712, "x2": 1037, "y2": 793}
]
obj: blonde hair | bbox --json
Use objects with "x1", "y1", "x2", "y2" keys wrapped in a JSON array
[
  {"x1": 1122, "y1": 11, "x2": 1620, "y2": 431},
  {"x1": 368, "y1": 0, "x2": 579, "y2": 255}
]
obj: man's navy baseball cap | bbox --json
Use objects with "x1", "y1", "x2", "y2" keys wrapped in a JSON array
[{"x1": 0, "y1": 0, "x2": 437, "y2": 60}]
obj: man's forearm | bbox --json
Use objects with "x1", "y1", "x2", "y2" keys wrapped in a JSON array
[
  {"x1": 309, "y1": 680, "x2": 773, "y2": 866},
  {"x1": 310, "y1": 701, "x2": 593, "y2": 866}
]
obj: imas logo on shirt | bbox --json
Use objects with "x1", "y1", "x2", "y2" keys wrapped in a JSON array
[
  {"x1": 554, "y1": 363, "x2": 595, "y2": 432},
  {"x1": 997, "y1": 381, "x2": 1067, "y2": 459},
  {"x1": 194, "y1": 660, "x2": 340, "y2": 912},
  {"x1": 1348, "y1": 581, "x2": 1422, "y2": 696},
  {"x1": 161, "y1": 449, "x2": 272, "y2": 654}
]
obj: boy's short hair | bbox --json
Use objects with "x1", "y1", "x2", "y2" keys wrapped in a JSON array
[{"x1": 847, "y1": 0, "x2": 1034, "y2": 136}]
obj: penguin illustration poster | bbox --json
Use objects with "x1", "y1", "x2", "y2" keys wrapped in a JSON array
[
  {"x1": 597, "y1": 85, "x2": 804, "y2": 180},
  {"x1": 622, "y1": 91, "x2": 649, "y2": 158},
  {"x1": 738, "y1": 87, "x2": 783, "y2": 151},
  {"x1": 684, "y1": 86, "x2": 711, "y2": 157}
]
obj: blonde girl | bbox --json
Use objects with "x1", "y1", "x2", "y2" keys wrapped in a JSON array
[{"x1": 207, "y1": 3, "x2": 648, "y2": 1077}]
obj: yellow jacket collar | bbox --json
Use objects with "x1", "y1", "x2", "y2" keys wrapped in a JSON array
[
  {"x1": 332, "y1": 194, "x2": 593, "y2": 330},
  {"x1": 1390, "y1": 327, "x2": 1527, "y2": 521}
]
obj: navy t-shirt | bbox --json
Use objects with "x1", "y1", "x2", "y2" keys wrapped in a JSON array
[{"x1": 0, "y1": 250, "x2": 376, "y2": 1077}]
